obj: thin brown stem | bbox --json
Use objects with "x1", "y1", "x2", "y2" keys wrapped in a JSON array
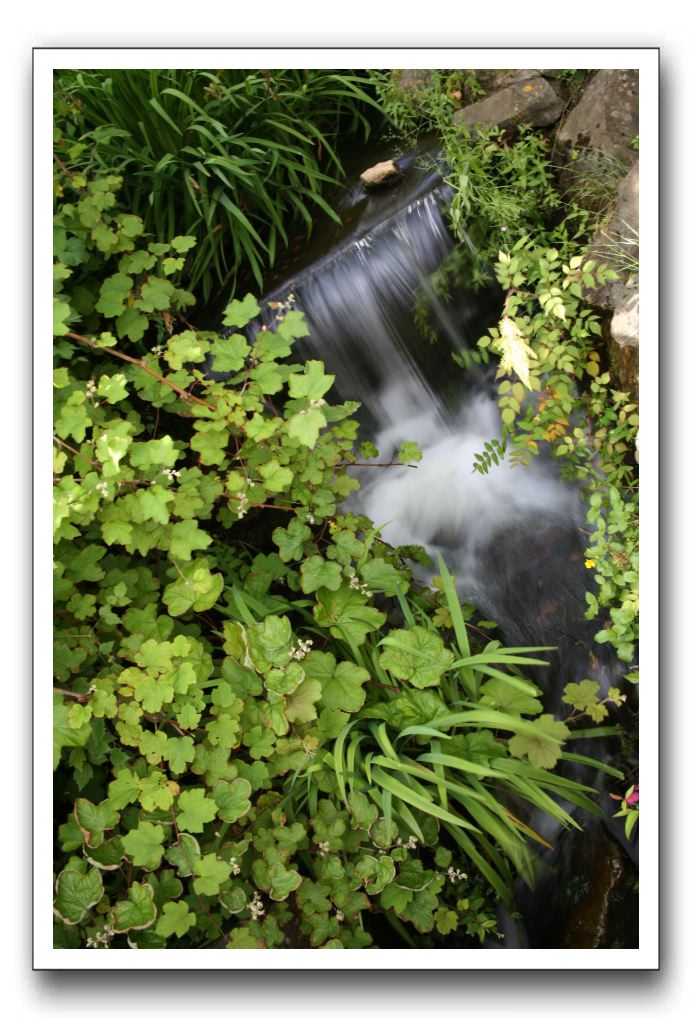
[
  {"x1": 64, "y1": 332, "x2": 217, "y2": 411},
  {"x1": 53, "y1": 435, "x2": 100, "y2": 469}
]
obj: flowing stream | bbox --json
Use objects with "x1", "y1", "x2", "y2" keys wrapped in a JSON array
[{"x1": 216, "y1": 144, "x2": 638, "y2": 947}]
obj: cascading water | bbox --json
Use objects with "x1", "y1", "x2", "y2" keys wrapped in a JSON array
[{"x1": 214, "y1": 144, "x2": 637, "y2": 947}]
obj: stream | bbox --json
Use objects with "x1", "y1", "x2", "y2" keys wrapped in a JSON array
[{"x1": 214, "y1": 139, "x2": 638, "y2": 949}]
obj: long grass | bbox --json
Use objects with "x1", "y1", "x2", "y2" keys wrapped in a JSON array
[{"x1": 54, "y1": 69, "x2": 381, "y2": 301}]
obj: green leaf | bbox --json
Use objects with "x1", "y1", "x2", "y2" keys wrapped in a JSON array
[
  {"x1": 95, "y1": 273, "x2": 132, "y2": 317},
  {"x1": 304, "y1": 651, "x2": 369, "y2": 713},
  {"x1": 210, "y1": 333, "x2": 250, "y2": 372},
  {"x1": 165, "y1": 834, "x2": 202, "y2": 877},
  {"x1": 480, "y1": 676, "x2": 542, "y2": 715},
  {"x1": 168, "y1": 519, "x2": 212, "y2": 560},
  {"x1": 287, "y1": 406, "x2": 327, "y2": 449},
  {"x1": 380, "y1": 627, "x2": 454, "y2": 688},
  {"x1": 53, "y1": 298, "x2": 71, "y2": 336},
  {"x1": 347, "y1": 790, "x2": 378, "y2": 830},
  {"x1": 74, "y1": 798, "x2": 119, "y2": 849},
  {"x1": 252, "y1": 858, "x2": 302, "y2": 901},
  {"x1": 111, "y1": 881, "x2": 157, "y2": 932},
  {"x1": 54, "y1": 864, "x2": 103, "y2": 924},
  {"x1": 288, "y1": 360, "x2": 335, "y2": 401},
  {"x1": 562, "y1": 679, "x2": 602, "y2": 711},
  {"x1": 53, "y1": 695, "x2": 91, "y2": 768},
  {"x1": 273, "y1": 519, "x2": 312, "y2": 562},
  {"x1": 163, "y1": 560, "x2": 224, "y2": 616},
  {"x1": 164, "y1": 330, "x2": 208, "y2": 371},
  {"x1": 155, "y1": 900, "x2": 197, "y2": 938},
  {"x1": 170, "y1": 235, "x2": 197, "y2": 253},
  {"x1": 176, "y1": 788, "x2": 218, "y2": 833},
  {"x1": 96, "y1": 373, "x2": 129, "y2": 403},
  {"x1": 355, "y1": 855, "x2": 395, "y2": 895},
  {"x1": 314, "y1": 586, "x2": 385, "y2": 647},
  {"x1": 192, "y1": 853, "x2": 232, "y2": 895},
  {"x1": 300, "y1": 556, "x2": 342, "y2": 594},
  {"x1": 398, "y1": 441, "x2": 422, "y2": 464},
  {"x1": 212, "y1": 778, "x2": 252, "y2": 822},
  {"x1": 222, "y1": 294, "x2": 260, "y2": 329},
  {"x1": 138, "y1": 276, "x2": 175, "y2": 312},
  {"x1": 259, "y1": 459, "x2": 294, "y2": 493},
  {"x1": 508, "y1": 715, "x2": 569, "y2": 770},
  {"x1": 121, "y1": 821, "x2": 166, "y2": 870},
  {"x1": 284, "y1": 676, "x2": 322, "y2": 724}
]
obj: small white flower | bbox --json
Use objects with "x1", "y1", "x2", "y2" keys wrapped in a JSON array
[
  {"x1": 335, "y1": 910, "x2": 344, "y2": 923},
  {"x1": 318, "y1": 841, "x2": 330, "y2": 856},
  {"x1": 446, "y1": 867, "x2": 468, "y2": 884},
  {"x1": 248, "y1": 892, "x2": 265, "y2": 920},
  {"x1": 229, "y1": 857, "x2": 241, "y2": 876}
]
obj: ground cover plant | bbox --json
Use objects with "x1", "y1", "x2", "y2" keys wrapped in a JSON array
[{"x1": 52, "y1": 160, "x2": 627, "y2": 948}]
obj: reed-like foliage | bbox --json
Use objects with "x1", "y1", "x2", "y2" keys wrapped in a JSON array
[
  {"x1": 54, "y1": 69, "x2": 380, "y2": 300},
  {"x1": 287, "y1": 559, "x2": 620, "y2": 907}
]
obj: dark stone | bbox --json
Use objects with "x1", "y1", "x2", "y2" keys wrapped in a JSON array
[
  {"x1": 452, "y1": 75, "x2": 566, "y2": 132},
  {"x1": 556, "y1": 69, "x2": 639, "y2": 169}
]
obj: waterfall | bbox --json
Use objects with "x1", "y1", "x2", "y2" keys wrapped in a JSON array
[{"x1": 213, "y1": 149, "x2": 635, "y2": 946}]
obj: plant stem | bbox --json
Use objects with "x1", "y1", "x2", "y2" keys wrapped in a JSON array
[{"x1": 64, "y1": 331, "x2": 217, "y2": 411}]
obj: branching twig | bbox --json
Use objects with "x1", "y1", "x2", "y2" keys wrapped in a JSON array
[{"x1": 64, "y1": 332, "x2": 217, "y2": 411}]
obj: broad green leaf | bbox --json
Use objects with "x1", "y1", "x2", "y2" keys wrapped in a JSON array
[
  {"x1": 155, "y1": 900, "x2": 197, "y2": 938},
  {"x1": 300, "y1": 555, "x2": 342, "y2": 594},
  {"x1": 314, "y1": 587, "x2": 385, "y2": 647},
  {"x1": 95, "y1": 273, "x2": 132, "y2": 317},
  {"x1": 355, "y1": 855, "x2": 395, "y2": 895},
  {"x1": 212, "y1": 778, "x2": 252, "y2": 822},
  {"x1": 273, "y1": 519, "x2": 312, "y2": 562},
  {"x1": 74, "y1": 798, "x2": 119, "y2": 849},
  {"x1": 176, "y1": 788, "x2": 218, "y2": 833},
  {"x1": 192, "y1": 853, "x2": 232, "y2": 895},
  {"x1": 259, "y1": 459, "x2": 294, "y2": 493},
  {"x1": 508, "y1": 715, "x2": 569, "y2": 770},
  {"x1": 480, "y1": 676, "x2": 542, "y2": 715},
  {"x1": 288, "y1": 360, "x2": 335, "y2": 401},
  {"x1": 121, "y1": 821, "x2": 166, "y2": 869},
  {"x1": 165, "y1": 834, "x2": 202, "y2": 877},
  {"x1": 111, "y1": 881, "x2": 157, "y2": 932},
  {"x1": 287, "y1": 406, "x2": 327, "y2": 448},
  {"x1": 304, "y1": 651, "x2": 369, "y2": 713},
  {"x1": 283, "y1": 676, "x2": 322, "y2": 724},
  {"x1": 380, "y1": 627, "x2": 454, "y2": 688},
  {"x1": 210, "y1": 333, "x2": 250, "y2": 372},
  {"x1": 222, "y1": 294, "x2": 260, "y2": 329},
  {"x1": 54, "y1": 864, "x2": 103, "y2": 924}
]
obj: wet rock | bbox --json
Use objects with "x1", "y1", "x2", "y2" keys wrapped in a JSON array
[
  {"x1": 556, "y1": 69, "x2": 639, "y2": 187},
  {"x1": 360, "y1": 159, "x2": 402, "y2": 190},
  {"x1": 452, "y1": 75, "x2": 565, "y2": 132}
]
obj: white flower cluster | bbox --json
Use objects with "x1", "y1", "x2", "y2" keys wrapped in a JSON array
[
  {"x1": 85, "y1": 924, "x2": 114, "y2": 949},
  {"x1": 349, "y1": 574, "x2": 371, "y2": 597},
  {"x1": 335, "y1": 910, "x2": 344, "y2": 923},
  {"x1": 446, "y1": 867, "x2": 468, "y2": 884},
  {"x1": 317, "y1": 840, "x2": 330, "y2": 856},
  {"x1": 289, "y1": 638, "x2": 313, "y2": 662},
  {"x1": 248, "y1": 892, "x2": 265, "y2": 920},
  {"x1": 229, "y1": 857, "x2": 241, "y2": 876},
  {"x1": 310, "y1": 398, "x2": 326, "y2": 408},
  {"x1": 161, "y1": 468, "x2": 182, "y2": 481},
  {"x1": 96, "y1": 480, "x2": 109, "y2": 496},
  {"x1": 151, "y1": 345, "x2": 164, "y2": 356},
  {"x1": 85, "y1": 378, "x2": 101, "y2": 406},
  {"x1": 273, "y1": 292, "x2": 297, "y2": 322},
  {"x1": 235, "y1": 493, "x2": 250, "y2": 520},
  {"x1": 395, "y1": 836, "x2": 419, "y2": 850}
]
